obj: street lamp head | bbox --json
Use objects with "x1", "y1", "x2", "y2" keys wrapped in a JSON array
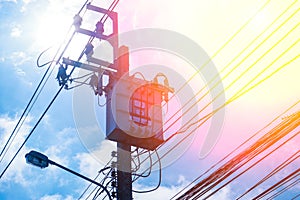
[{"x1": 25, "y1": 150, "x2": 49, "y2": 169}]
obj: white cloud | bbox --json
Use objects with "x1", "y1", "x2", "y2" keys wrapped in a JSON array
[
  {"x1": 133, "y1": 175, "x2": 190, "y2": 200},
  {"x1": 0, "y1": 0, "x2": 17, "y2": 3},
  {"x1": 44, "y1": 127, "x2": 78, "y2": 166},
  {"x1": 132, "y1": 175, "x2": 233, "y2": 200},
  {"x1": 75, "y1": 140, "x2": 117, "y2": 178},
  {"x1": 0, "y1": 114, "x2": 33, "y2": 186},
  {"x1": 22, "y1": 0, "x2": 32, "y2": 4},
  {"x1": 20, "y1": 0, "x2": 35, "y2": 12},
  {"x1": 40, "y1": 194, "x2": 75, "y2": 200},
  {"x1": 209, "y1": 186, "x2": 232, "y2": 200},
  {"x1": 9, "y1": 51, "x2": 32, "y2": 66},
  {"x1": 5, "y1": 51, "x2": 34, "y2": 81},
  {"x1": 10, "y1": 25, "x2": 22, "y2": 38},
  {"x1": 74, "y1": 151, "x2": 105, "y2": 179}
]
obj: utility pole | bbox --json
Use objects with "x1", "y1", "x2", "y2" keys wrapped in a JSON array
[
  {"x1": 59, "y1": 3, "x2": 168, "y2": 199},
  {"x1": 114, "y1": 46, "x2": 132, "y2": 200},
  {"x1": 117, "y1": 143, "x2": 132, "y2": 200}
]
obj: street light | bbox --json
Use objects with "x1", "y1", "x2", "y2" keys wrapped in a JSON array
[{"x1": 25, "y1": 150, "x2": 112, "y2": 200}]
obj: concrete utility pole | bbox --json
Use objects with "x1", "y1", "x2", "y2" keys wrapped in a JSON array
[
  {"x1": 114, "y1": 46, "x2": 132, "y2": 200},
  {"x1": 61, "y1": 3, "x2": 166, "y2": 199},
  {"x1": 117, "y1": 143, "x2": 132, "y2": 200}
]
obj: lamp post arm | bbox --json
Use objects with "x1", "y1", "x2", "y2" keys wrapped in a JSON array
[{"x1": 48, "y1": 159, "x2": 112, "y2": 200}]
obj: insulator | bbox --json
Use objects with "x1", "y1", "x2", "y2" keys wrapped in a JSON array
[
  {"x1": 111, "y1": 170, "x2": 116, "y2": 177},
  {"x1": 111, "y1": 192, "x2": 117, "y2": 198},
  {"x1": 111, "y1": 161, "x2": 117, "y2": 168},
  {"x1": 96, "y1": 21, "x2": 104, "y2": 35},
  {"x1": 111, "y1": 181, "x2": 117, "y2": 187},
  {"x1": 73, "y1": 14, "x2": 82, "y2": 29},
  {"x1": 56, "y1": 64, "x2": 68, "y2": 86},
  {"x1": 111, "y1": 151, "x2": 117, "y2": 157},
  {"x1": 84, "y1": 43, "x2": 94, "y2": 58}
]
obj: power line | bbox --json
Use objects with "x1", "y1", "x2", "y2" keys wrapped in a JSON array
[
  {"x1": 267, "y1": 177, "x2": 300, "y2": 200},
  {"x1": 191, "y1": 120, "x2": 300, "y2": 199},
  {"x1": 101, "y1": 0, "x2": 120, "y2": 24},
  {"x1": 253, "y1": 168, "x2": 300, "y2": 199},
  {"x1": 291, "y1": 193, "x2": 300, "y2": 200},
  {"x1": 176, "y1": 20, "x2": 299, "y2": 135},
  {"x1": 156, "y1": 0, "x2": 273, "y2": 119},
  {"x1": 165, "y1": 40, "x2": 299, "y2": 157},
  {"x1": 132, "y1": 150, "x2": 152, "y2": 179},
  {"x1": 78, "y1": 166, "x2": 111, "y2": 200},
  {"x1": 202, "y1": 131, "x2": 300, "y2": 199},
  {"x1": 159, "y1": 5, "x2": 300, "y2": 141},
  {"x1": 134, "y1": 53, "x2": 300, "y2": 190},
  {"x1": 0, "y1": 85, "x2": 64, "y2": 179},
  {"x1": 132, "y1": 150, "x2": 162, "y2": 193},
  {"x1": 114, "y1": 6, "x2": 299, "y2": 188},
  {"x1": 78, "y1": 156, "x2": 113, "y2": 200},
  {"x1": 171, "y1": 99, "x2": 300, "y2": 199},
  {"x1": 237, "y1": 150, "x2": 300, "y2": 199},
  {"x1": 176, "y1": 114, "x2": 300, "y2": 199},
  {"x1": 0, "y1": 48, "x2": 54, "y2": 162},
  {"x1": 132, "y1": 4, "x2": 300, "y2": 184},
  {"x1": 160, "y1": 0, "x2": 298, "y2": 135},
  {"x1": 0, "y1": 0, "x2": 92, "y2": 163},
  {"x1": 0, "y1": 0, "x2": 94, "y2": 178}
]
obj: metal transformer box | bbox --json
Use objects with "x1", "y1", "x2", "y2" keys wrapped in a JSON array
[{"x1": 106, "y1": 75, "x2": 164, "y2": 150}]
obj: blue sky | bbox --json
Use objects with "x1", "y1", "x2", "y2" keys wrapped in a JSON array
[{"x1": 0, "y1": 0, "x2": 299, "y2": 199}]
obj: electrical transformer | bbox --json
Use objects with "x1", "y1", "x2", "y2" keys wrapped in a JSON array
[{"x1": 106, "y1": 74, "x2": 167, "y2": 150}]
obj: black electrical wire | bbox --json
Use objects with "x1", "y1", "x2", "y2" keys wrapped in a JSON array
[
  {"x1": 101, "y1": 0, "x2": 119, "y2": 24},
  {"x1": 67, "y1": 77, "x2": 91, "y2": 90},
  {"x1": 202, "y1": 130, "x2": 300, "y2": 200},
  {"x1": 172, "y1": 110, "x2": 300, "y2": 199},
  {"x1": 141, "y1": 0, "x2": 280, "y2": 142},
  {"x1": 78, "y1": 173, "x2": 101, "y2": 200},
  {"x1": 0, "y1": 84, "x2": 64, "y2": 179},
  {"x1": 188, "y1": 117, "x2": 300, "y2": 199},
  {"x1": 132, "y1": 150, "x2": 152, "y2": 179},
  {"x1": 166, "y1": 20, "x2": 299, "y2": 136},
  {"x1": 84, "y1": 184, "x2": 100, "y2": 200},
  {"x1": 148, "y1": 2, "x2": 299, "y2": 145},
  {"x1": 132, "y1": 148, "x2": 150, "y2": 172},
  {"x1": 253, "y1": 168, "x2": 300, "y2": 199},
  {"x1": 237, "y1": 150, "x2": 300, "y2": 199},
  {"x1": 80, "y1": 0, "x2": 120, "y2": 58},
  {"x1": 267, "y1": 177, "x2": 300, "y2": 200},
  {"x1": 171, "y1": 99, "x2": 300, "y2": 199},
  {"x1": 132, "y1": 150, "x2": 162, "y2": 193},
  {"x1": 93, "y1": 178, "x2": 114, "y2": 200},
  {"x1": 79, "y1": 157, "x2": 113, "y2": 199},
  {"x1": 0, "y1": 46, "x2": 72, "y2": 163},
  {"x1": 91, "y1": 170, "x2": 114, "y2": 200},
  {"x1": 133, "y1": 4, "x2": 300, "y2": 176},
  {"x1": 0, "y1": 55, "x2": 53, "y2": 161},
  {"x1": 0, "y1": 80, "x2": 43, "y2": 163},
  {"x1": 36, "y1": 47, "x2": 58, "y2": 68},
  {"x1": 131, "y1": 155, "x2": 140, "y2": 172},
  {"x1": 134, "y1": 88, "x2": 300, "y2": 195},
  {"x1": 0, "y1": 0, "x2": 96, "y2": 178},
  {"x1": 291, "y1": 193, "x2": 300, "y2": 200},
  {"x1": 0, "y1": 0, "x2": 91, "y2": 165},
  {"x1": 101, "y1": 187, "x2": 114, "y2": 200}
]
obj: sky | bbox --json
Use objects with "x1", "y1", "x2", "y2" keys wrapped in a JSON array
[{"x1": 0, "y1": 0, "x2": 299, "y2": 199}]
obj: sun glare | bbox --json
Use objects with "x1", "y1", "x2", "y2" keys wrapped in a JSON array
[{"x1": 34, "y1": 12, "x2": 72, "y2": 49}]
